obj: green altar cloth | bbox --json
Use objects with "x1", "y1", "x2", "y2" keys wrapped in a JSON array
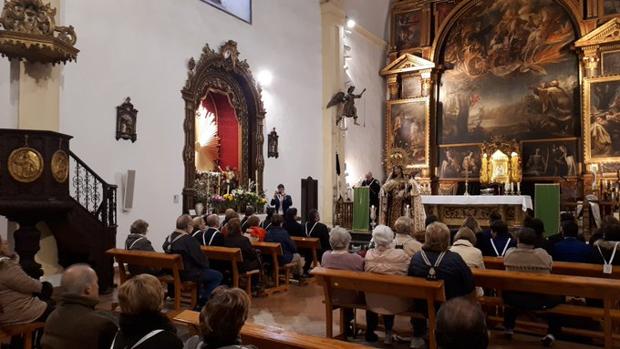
[
  {"x1": 352, "y1": 187, "x2": 370, "y2": 232},
  {"x1": 535, "y1": 183, "x2": 560, "y2": 237}
]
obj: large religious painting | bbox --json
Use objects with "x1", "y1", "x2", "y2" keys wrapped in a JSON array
[
  {"x1": 438, "y1": 144, "x2": 481, "y2": 179},
  {"x1": 438, "y1": 0, "x2": 579, "y2": 145},
  {"x1": 387, "y1": 98, "x2": 429, "y2": 168},
  {"x1": 521, "y1": 138, "x2": 578, "y2": 178},
  {"x1": 584, "y1": 76, "x2": 620, "y2": 162}
]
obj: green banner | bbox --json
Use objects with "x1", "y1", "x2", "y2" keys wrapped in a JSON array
[
  {"x1": 534, "y1": 183, "x2": 561, "y2": 237},
  {"x1": 352, "y1": 187, "x2": 370, "y2": 232}
]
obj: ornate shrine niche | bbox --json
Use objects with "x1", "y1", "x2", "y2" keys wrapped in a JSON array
[
  {"x1": 181, "y1": 40, "x2": 265, "y2": 212},
  {"x1": 434, "y1": 0, "x2": 582, "y2": 181}
]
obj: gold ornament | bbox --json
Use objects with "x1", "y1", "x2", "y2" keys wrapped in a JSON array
[
  {"x1": 8, "y1": 147, "x2": 43, "y2": 183},
  {"x1": 51, "y1": 150, "x2": 69, "y2": 183}
]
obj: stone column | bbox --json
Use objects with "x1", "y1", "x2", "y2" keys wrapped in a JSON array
[
  {"x1": 321, "y1": 0, "x2": 346, "y2": 225},
  {"x1": 8, "y1": 0, "x2": 63, "y2": 277}
]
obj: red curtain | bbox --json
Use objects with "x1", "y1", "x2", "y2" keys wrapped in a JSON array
[{"x1": 211, "y1": 93, "x2": 239, "y2": 171}]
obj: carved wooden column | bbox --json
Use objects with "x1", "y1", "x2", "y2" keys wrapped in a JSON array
[{"x1": 386, "y1": 74, "x2": 399, "y2": 100}]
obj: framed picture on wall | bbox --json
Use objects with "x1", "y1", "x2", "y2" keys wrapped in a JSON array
[
  {"x1": 584, "y1": 76, "x2": 620, "y2": 163},
  {"x1": 386, "y1": 98, "x2": 430, "y2": 169},
  {"x1": 602, "y1": 50, "x2": 620, "y2": 76},
  {"x1": 390, "y1": 1, "x2": 431, "y2": 52},
  {"x1": 521, "y1": 138, "x2": 579, "y2": 179},
  {"x1": 602, "y1": 0, "x2": 620, "y2": 16},
  {"x1": 201, "y1": 0, "x2": 252, "y2": 24},
  {"x1": 437, "y1": 144, "x2": 482, "y2": 179},
  {"x1": 401, "y1": 74, "x2": 422, "y2": 99}
]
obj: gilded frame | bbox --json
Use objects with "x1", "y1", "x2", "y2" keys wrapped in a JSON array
[
  {"x1": 385, "y1": 97, "x2": 430, "y2": 172},
  {"x1": 583, "y1": 74, "x2": 620, "y2": 163}
]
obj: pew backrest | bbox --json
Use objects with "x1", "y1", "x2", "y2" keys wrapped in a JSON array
[
  {"x1": 311, "y1": 267, "x2": 445, "y2": 302},
  {"x1": 201, "y1": 245, "x2": 244, "y2": 263},
  {"x1": 483, "y1": 256, "x2": 620, "y2": 279}
]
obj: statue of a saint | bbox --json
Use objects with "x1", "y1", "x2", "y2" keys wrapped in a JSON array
[
  {"x1": 218, "y1": 165, "x2": 237, "y2": 193},
  {"x1": 408, "y1": 173, "x2": 427, "y2": 234},
  {"x1": 380, "y1": 165, "x2": 408, "y2": 228}
]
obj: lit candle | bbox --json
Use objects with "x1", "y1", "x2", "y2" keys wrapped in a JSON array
[{"x1": 255, "y1": 169, "x2": 259, "y2": 194}]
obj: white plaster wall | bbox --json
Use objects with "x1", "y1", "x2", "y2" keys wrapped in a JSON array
[
  {"x1": 343, "y1": 0, "x2": 390, "y2": 39},
  {"x1": 59, "y1": 0, "x2": 322, "y2": 249},
  {"x1": 343, "y1": 31, "x2": 386, "y2": 186}
]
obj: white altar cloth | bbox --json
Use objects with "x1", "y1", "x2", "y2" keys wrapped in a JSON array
[{"x1": 421, "y1": 195, "x2": 533, "y2": 212}]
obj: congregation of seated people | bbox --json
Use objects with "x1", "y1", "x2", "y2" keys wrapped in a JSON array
[{"x1": 3, "y1": 204, "x2": 619, "y2": 349}]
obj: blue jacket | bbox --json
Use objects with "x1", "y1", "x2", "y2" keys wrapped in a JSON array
[
  {"x1": 265, "y1": 226, "x2": 297, "y2": 264},
  {"x1": 552, "y1": 237, "x2": 593, "y2": 263},
  {"x1": 270, "y1": 195, "x2": 292, "y2": 214}
]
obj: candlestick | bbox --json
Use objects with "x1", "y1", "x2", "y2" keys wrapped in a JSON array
[
  {"x1": 255, "y1": 170, "x2": 259, "y2": 194},
  {"x1": 510, "y1": 182, "x2": 514, "y2": 194},
  {"x1": 517, "y1": 182, "x2": 521, "y2": 195}
]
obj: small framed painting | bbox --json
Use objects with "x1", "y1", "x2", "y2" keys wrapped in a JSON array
[
  {"x1": 401, "y1": 74, "x2": 422, "y2": 99},
  {"x1": 521, "y1": 138, "x2": 579, "y2": 179},
  {"x1": 438, "y1": 144, "x2": 482, "y2": 180},
  {"x1": 602, "y1": 50, "x2": 620, "y2": 76},
  {"x1": 201, "y1": 0, "x2": 252, "y2": 24}
]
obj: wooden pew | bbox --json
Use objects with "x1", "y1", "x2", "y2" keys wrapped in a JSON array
[
  {"x1": 0, "y1": 322, "x2": 45, "y2": 349},
  {"x1": 106, "y1": 248, "x2": 198, "y2": 310},
  {"x1": 472, "y1": 268, "x2": 620, "y2": 349},
  {"x1": 251, "y1": 241, "x2": 295, "y2": 294},
  {"x1": 311, "y1": 267, "x2": 445, "y2": 349},
  {"x1": 201, "y1": 245, "x2": 260, "y2": 297},
  {"x1": 483, "y1": 256, "x2": 620, "y2": 279},
  {"x1": 172, "y1": 310, "x2": 369, "y2": 349},
  {"x1": 291, "y1": 236, "x2": 320, "y2": 268}
]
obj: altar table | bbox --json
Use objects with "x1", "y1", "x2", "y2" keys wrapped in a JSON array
[{"x1": 421, "y1": 195, "x2": 533, "y2": 228}]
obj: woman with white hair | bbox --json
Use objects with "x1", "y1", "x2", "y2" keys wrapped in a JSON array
[
  {"x1": 407, "y1": 222, "x2": 475, "y2": 348},
  {"x1": 364, "y1": 225, "x2": 411, "y2": 345},
  {"x1": 321, "y1": 227, "x2": 371, "y2": 341},
  {"x1": 394, "y1": 216, "x2": 422, "y2": 257}
]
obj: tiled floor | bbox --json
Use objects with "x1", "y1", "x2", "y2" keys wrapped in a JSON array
[{"x1": 98, "y1": 277, "x2": 600, "y2": 349}]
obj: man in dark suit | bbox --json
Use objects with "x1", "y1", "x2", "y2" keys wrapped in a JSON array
[
  {"x1": 270, "y1": 184, "x2": 292, "y2": 215},
  {"x1": 361, "y1": 172, "x2": 381, "y2": 209}
]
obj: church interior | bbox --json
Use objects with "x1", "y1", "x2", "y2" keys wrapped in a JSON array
[{"x1": 4, "y1": 0, "x2": 620, "y2": 348}]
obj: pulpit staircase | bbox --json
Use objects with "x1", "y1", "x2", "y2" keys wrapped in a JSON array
[
  {"x1": 46, "y1": 152, "x2": 117, "y2": 291},
  {"x1": 0, "y1": 129, "x2": 117, "y2": 291}
]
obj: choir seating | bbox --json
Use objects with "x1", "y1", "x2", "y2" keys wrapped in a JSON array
[
  {"x1": 171, "y1": 310, "x2": 369, "y2": 349},
  {"x1": 310, "y1": 267, "x2": 446, "y2": 349},
  {"x1": 291, "y1": 236, "x2": 321, "y2": 268},
  {"x1": 106, "y1": 248, "x2": 198, "y2": 310},
  {"x1": 251, "y1": 241, "x2": 296, "y2": 294},
  {"x1": 200, "y1": 245, "x2": 260, "y2": 298},
  {"x1": 0, "y1": 322, "x2": 45, "y2": 349},
  {"x1": 472, "y1": 268, "x2": 620, "y2": 349}
]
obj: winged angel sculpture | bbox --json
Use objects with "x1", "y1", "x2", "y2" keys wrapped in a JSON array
[{"x1": 326, "y1": 86, "x2": 366, "y2": 128}]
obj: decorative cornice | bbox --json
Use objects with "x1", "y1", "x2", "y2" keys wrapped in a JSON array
[
  {"x1": 0, "y1": 0, "x2": 78, "y2": 64},
  {"x1": 575, "y1": 18, "x2": 620, "y2": 48},
  {"x1": 380, "y1": 53, "x2": 434, "y2": 76}
]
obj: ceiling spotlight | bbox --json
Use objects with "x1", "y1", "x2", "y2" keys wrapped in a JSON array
[
  {"x1": 257, "y1": 70, "x2": 273, "y2": 87},
  {"x1": 346, "y1": 18, "x2": 356, "y2": 29}
]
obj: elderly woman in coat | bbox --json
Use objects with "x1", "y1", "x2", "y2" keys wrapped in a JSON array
[
  {"x1": 321, "y1": 227, "x2": 377, "y2": 341},
  {"x1": 364, "y1": 225, "x2": 412, "y2": 345},
  {"x1": 393, "y1": 216, "x2": 422, "y2": 257}
]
